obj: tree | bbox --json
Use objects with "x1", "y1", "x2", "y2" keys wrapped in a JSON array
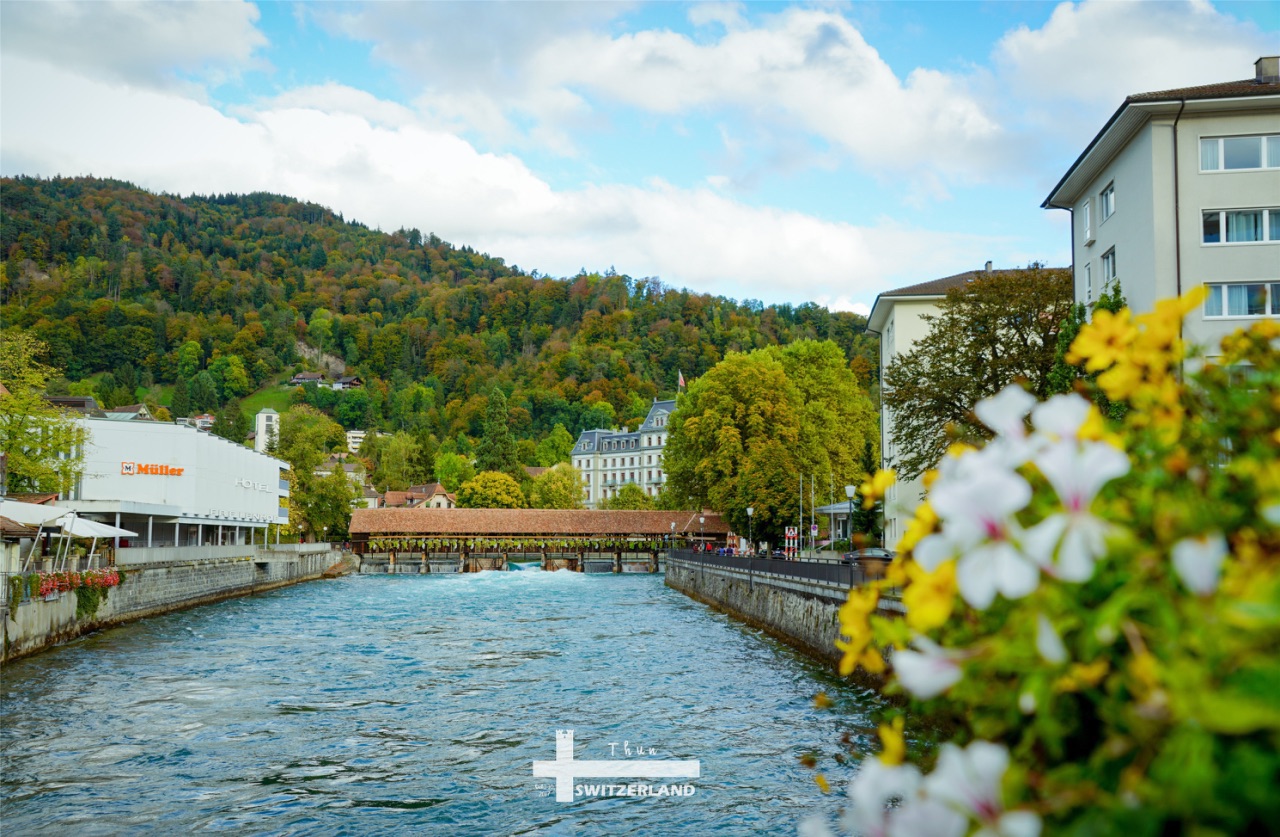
[
  {"x1": 535, "y1": 423, "x2": 575, "y2": 467},
  {"x1": 209, "y1": 354, "x2": 252, "y2": 401},
  {"x1": 434, "y1": 452, "x2": 476, "y2": 492},
  {"x1": 275, "y1": 406, "x2": 350, "y2": 540},
  {"x1": 528, "y1": 463, "x2": 584, "y2": 509},
  {"x1": 176, "y1": 340, "x2": 202, "y2": 380},
  {"x1": 189, "y1": 370, "x2": 219, "y2": 413},
  {"x1": 211, "y1": 398, "x2": 249, "y2": 443},
  {"x1": 664, "y1": 341, "x2": 876, "y2": 545},
  {"x1": 171, "y1": 376, "x2": 190, "y2": 417},
  {"x1": 456, "y1": 471, "x2": 525, "y2": 509},
  {"x1": 881, "y1": 265, "x2": 1074, "y2": 481},
  {"x1": 0, "y1": 331, "x2": 86, "y2": 494},
  {"x1": 474, "y1": 388, "x2": 521, "y2": 481},
  {"x1": 1048, "y1": 280, "x2": 1129, "y2": 421},
  {"x1": 373, "y1": 431, "x2": 423, "y2": 492},
  {"x1": 599, "y1": 482, "x2": 653, "y2": 510}
]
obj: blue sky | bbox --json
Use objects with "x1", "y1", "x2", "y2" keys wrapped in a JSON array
[{"x1": 2, "y1": 1, "x2": 1276, "y2": 314}]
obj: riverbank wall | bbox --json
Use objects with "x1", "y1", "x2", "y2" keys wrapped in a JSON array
[
  {"x1": 665, "y1": 552, "x2": 902, "y2": 678},
  {"x1": 2, "y1": 544, "x2": 349, "y2": 664}
]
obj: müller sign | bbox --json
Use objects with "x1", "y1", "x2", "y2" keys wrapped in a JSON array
[{"x1": 121, "y1": 462, "x2": 184, "y2": 476}]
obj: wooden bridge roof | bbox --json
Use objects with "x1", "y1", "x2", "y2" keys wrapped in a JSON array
[{"x1": 349, "y1": 508, "x2": 729, "y2": 537}]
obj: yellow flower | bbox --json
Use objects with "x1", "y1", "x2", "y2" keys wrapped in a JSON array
[
  {"x1": 859, "y1": 469, "x2": 897, "y2": 509},
  {"x1": 813, "y1": 691, "x2": 833, "y2": 709},
  {"x1": 878, "y1": 716, "x2": 906, "y2": 766},
  {"x1": 1068, "y1": 308, "x2": 1136, "y2": 372},
  {"x1": 1097, "y1": 360, "x2": 1144, "y2": 402},
  {"x1": 837, "y1": 587, "x2": 881, "y2": 676},
  {"x1": 897, "y1": 502, "x2": 938, "y2": 554},
  {"x1": 1054, "y1": 659, "x2": 1110, "y2": 692},
  {"x1": 815, "y1": 773, "x2": 831, "y2": 793},
  {"x1": 903, "y1": 559, "x2": 957, "y2": 633}
]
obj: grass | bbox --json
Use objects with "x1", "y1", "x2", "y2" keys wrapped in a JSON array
[{"x1": 240, "y1": 379, "x2": 294, "y2": 415}]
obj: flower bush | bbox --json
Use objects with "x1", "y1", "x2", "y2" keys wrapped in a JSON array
[{"x1": 807, "y1": 295, "x2": 1280, "y2": 835}]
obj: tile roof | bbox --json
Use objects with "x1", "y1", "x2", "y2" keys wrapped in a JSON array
[
  {"x1": 879, "y1": 267, "x2": 1050, "y2": 298},
  {"x1": 350, "y1": 508, "x2": 729, "y2": 536},
  {"x1": 1125, "y1": 78, "x2": 1280, "y2": 103}
]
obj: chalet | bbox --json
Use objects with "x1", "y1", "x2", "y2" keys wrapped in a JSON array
[{"x1": 289, "y1": 371, "x2": 325, "y2": 386}]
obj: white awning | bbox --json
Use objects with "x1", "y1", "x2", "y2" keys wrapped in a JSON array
[{"x1": 0, "y1": 500, "x2": 138, "y2": 537}]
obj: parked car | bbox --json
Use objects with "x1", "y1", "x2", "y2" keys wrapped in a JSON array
[
  {"x1": 771, "y1": 549, "x2": 786, "y2": 558},
  {"x1": 840, "y1": 548, "x2": 895, "y2": 565}
]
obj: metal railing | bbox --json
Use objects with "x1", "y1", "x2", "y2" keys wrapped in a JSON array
[{"x1": 667, "y1": 549, "x2": 899, "y2": 595}]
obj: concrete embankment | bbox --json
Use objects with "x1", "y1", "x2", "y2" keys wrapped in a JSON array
[
  {"x1": 2, "y1": 544, "x2": 353, "y2": 664},
  {"x1": 665, "y1": 554, "x2": 902, "y2": 678}
]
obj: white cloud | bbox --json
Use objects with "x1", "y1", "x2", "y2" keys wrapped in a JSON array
[
  {"x1": 995, "y1": 0, "x2": 1271, "y2": 107},
  {"x1": 0, "y1": 53, "x2": 1000, "y2": 310},
  {"x1": 0, "y1": 0, "x2": 267, "y2": 92}
]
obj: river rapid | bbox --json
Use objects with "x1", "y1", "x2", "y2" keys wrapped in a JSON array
[{"x1": 1, "y1": 570, "x2": 884, "y2": 835}]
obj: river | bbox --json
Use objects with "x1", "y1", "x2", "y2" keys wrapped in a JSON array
[{"x1": 1, "y1": 570, "x2": 884, "y2": 835}]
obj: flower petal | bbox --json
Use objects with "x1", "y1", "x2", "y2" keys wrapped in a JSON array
[
  {"x1": 893, "y1": 648, "x2": 962, "y2": 700},
  {"x1": 975, "y1": 385, "x2": 1035, "y2": 438},
  {"x1": 1035, "y1": 613, "x2": 1067, "y2": 665},
  {"x1": 1171, "y1": 533, "x2": 1228, "y2": 596},
  {"x1": 1031, "y1": 394, "x2": 1091, "y2": 440},
  {"x1": 887, "y1": 797, "x2": 968, "y2": 837}
]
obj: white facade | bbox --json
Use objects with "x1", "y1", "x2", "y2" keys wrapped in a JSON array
[
  {"x1": 571, "y1": 400, "x2": 675, "y2": 508},
  {"x1": 61, "y1": 418, "x2": 289, "y2": 547},
  {"x1": 1045, "y1": 58, "x2": 1280, "y2": 352},
  {"x1": 254, "y1": 408, "x2": 278, "y2": 453}
]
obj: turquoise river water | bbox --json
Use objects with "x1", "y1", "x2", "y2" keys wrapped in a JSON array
[{"x1": 1, "y1": 570, "x2": 885, "y2": 835}]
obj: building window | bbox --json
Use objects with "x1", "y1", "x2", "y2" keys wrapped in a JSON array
[
  {"x1": 1204, "y1": 283, "x2": 1280, "y2": 318},
  {"x1": 1100, "y1": 183, "x2": 1115, "y2": 221},
  {"x1": 1101, "y1": 248, "x2": 1117, "y2": 284},
  {"x1": 1083, "y1": 262, "x2": 1092, "y2": 305},
  {"x1": 1082, "y1": 198, "x2": 1092, "y2": 242},
  {"x1": 1200, "y1": 135, "x2": 1280, "y2": 171},
  {"x1": 1203, "y1": 209, "x2": 1280, "y2": 244}
]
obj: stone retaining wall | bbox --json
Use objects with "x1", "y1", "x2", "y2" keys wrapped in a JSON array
[{"x1": 3, "y1": 548, "x2": 340, "y2": 664}]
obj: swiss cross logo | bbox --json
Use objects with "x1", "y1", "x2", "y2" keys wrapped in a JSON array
[{"x1": 121, "y1": 462, "x2": 137, "y2": 475}]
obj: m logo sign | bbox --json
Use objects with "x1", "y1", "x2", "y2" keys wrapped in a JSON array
[
  {"x1": 120, "y1": 462, "x2": 185, "y2": 476},
  {"x1": 121, "y1": 462, "x2": 136, "y2": 475}
]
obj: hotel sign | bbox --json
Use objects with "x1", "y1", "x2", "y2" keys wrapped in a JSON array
[{"x1": 121, "y1": 462, "x2": 185, "y2": 476}]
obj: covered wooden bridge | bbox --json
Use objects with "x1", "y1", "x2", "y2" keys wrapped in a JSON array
[{"x1": 348, "y1": 508, "x2": 730, "y2": 573}]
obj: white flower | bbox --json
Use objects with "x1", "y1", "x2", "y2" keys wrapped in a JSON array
[
  {"x1": 1018, "y1": 691, "x2": 1037, "y2": 714},
  {"x1": 798, "y1": 815, "x2": 837, "y2": 837},
  {"x1": 840, "y1": 758, "x2": 923, "y2": 837},
  {"x1": 1035, "y1": 613, "x2": 1067, "y2": 665},
  {"x1": 1024, "y1": 440, "x2": 1128, "y2": 582},
  {"x1": 955, "y1": 539, "x2": 1041, "y2": 610},
  {"x1": 975, "y1": 385, "x2": 1035, "y2": 440},
  {"x1": 924, "y1": 741, "x2": 1040, "y2": 836},
  {"x1": 886, "y1": 797, "x2": 967, "y2": 837},
  {"x1": 1171, "y1": 533, "x2": 1229, "y2": 596},
  {"x1": 894, "y1": 638, "x2": 963, "y2": 700},
  {"x1": 1030, "y1": 394, "x2": 1092, "y2": 442}
]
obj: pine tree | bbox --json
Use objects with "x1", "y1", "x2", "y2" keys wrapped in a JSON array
[
  {"x1": 475, "y1": 388, "x2": 522, "y2": 481},
  {"x1": 171, "y1": 377, "x2": 190, "y2": 417}
]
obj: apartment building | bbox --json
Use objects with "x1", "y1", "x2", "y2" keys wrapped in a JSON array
[{"x1": 571, "y1": 400, "x2": 675, "y2": 508}]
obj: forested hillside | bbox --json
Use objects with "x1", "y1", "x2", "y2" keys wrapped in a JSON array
[{"x1": 1, "y1": 176, "x2": 876, "y2": 445}]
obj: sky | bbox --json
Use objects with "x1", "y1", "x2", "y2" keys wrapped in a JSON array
[{"x1": 2, "y1": 1, "x2": 1276, "y2": 315}]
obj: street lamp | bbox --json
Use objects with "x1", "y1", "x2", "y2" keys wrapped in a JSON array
[
  {"x1": 746, "y1": 507, "x2": 754, "y2": 556},
  {"x1": 844, "y1": 484, "x2": 857, "y2": 550},
  {"x1": 670, "y1": 520, "x2": 675, "y2": 552},
  {"x1": 699, "y1": 516, "x2": 705, "y2": 551}
]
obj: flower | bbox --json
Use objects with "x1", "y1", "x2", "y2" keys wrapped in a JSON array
[
  {"x1": 893, "y1": 637, "x2": 963, "y2": 700},
  {"x1": 1035, "y1": 613, "x2": 1067, "y2": 665},
  {"x1": 840, "y1": 757, "x2": 925, "y2": 837},
  {"x1": 1023, "y1": 439, "x2": 1129, "y2": 582},
  {"x1": 860, "y1": 469, "x2": 897, "y2": 509},
  {"x1": 1067, "y1": 308, "x2": 1136, "y2": 371},
  {"x1": 1171, "y1": 532, "x2": 1229, "y2": 596},
  {"x1": 924, "y1": 741, "x2": 1041, "y2": 837},
  {"x1": 878, "y1": 716, "x2": 906, "y2": 766},
  {"x1": 975, "y1": 385, "x2": 1035, "y2": 440},
  {"x1": 903, "y1": 559, "x2": 957, "y2": 633}
]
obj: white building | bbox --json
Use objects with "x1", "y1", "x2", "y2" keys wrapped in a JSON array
[
  {"x1": 254, "y1": 408, "x2": 278, "y2": 453},
  {"x1": 571, "y1": 399, "x2": 675, "y2": 508},
  {"x1": 1043, "y1": 56, "x2": 1280, "y2": 349},
  {"x1": 60, "y1": 417, "x2": 290, "y2": 547}
]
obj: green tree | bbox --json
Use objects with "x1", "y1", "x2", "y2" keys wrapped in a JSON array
[
  {"x1": 189, "y1": 370, "x2": 219, "y2": 412},
  {"x1": 456, "y1": 471, "x2": 526, "y2": 509},
  {"x1": 528, "y1": 463, "x2": 584, "y2": 509},
  {"x1": 171, "y1": 376, "x2": 190, "y2": 417},
  {"x1": 599, "y1": 482, "x2": 653, "y2": 510},
  {"x1": 211, "y1": 398, "x2": 249, "y2": 443},
  {"x1": 0, "y1": 331, "x2": 86, "y2": 494},
  {"x1": 176, "y1": 340, "x2": 202, "y2": 380},
  {"x1": 434, "y1": 451, "x2": 476, "y2": 492},
  {"x1": 276, "y1": 406, "x2": 350, "y2": 540},
  {"x1": 881, "y1": 265, "x2": 1074, "y2": 481},
  {"x1": 474, "y1": 388, "x2": 521, "y2": 480},
  {"x1": 535, "y1": 423, "x2": 575, "y2": 467},
  {"x1": 374, "y1": 430, "x2": 422, "y2": 492},
  {"x1": 209, "y1": 354, "x2": 252, "y2": 401}
]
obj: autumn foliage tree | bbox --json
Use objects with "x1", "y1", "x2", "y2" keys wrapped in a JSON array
[
  {"x1": 456, "y1": 471, "x2": 526, "y2": 509},
  {"x1": 0, "y1": 331, "x2": 86, "y2": 494},
  {"x1": 881, "y1": 265, "x2": 1073, "y2": 480}
]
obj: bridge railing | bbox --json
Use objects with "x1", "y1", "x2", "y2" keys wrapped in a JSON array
[{"x1": 667, "y1": 549, "x2": 900, "y2": 597}]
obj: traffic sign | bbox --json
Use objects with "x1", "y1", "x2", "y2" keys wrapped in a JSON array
[
  {"x1": 785, "y1": 527, "x2": 797, "y2": 538},
  {"x1": 810, "y1": 524, "x2": 819, "y2": 536}
]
